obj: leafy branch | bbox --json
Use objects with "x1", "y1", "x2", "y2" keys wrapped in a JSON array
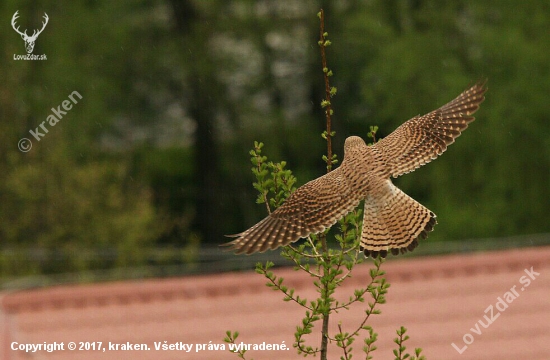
[
  {"x1": 224, "y1": 331, "x2": 251, "y2": 360},
  {"x1": 250, "y1": 141, "x2": 297, "y2": 214},
  {"x1": 393, "y1": 327, "x2": 426, "y2": 360}
]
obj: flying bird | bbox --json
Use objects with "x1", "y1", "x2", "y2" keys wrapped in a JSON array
[{"x1": 224, "y1": 82, "x2": 487, "y2": 257}]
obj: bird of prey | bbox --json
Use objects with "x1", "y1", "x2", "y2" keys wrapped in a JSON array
[{"x1": 224, "y1": 82, "x2": 487, "y2": 257}]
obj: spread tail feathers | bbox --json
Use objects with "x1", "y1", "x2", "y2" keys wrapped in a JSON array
[{"x1": 361, "y1": 183, "x2": 436, "y2": 258}]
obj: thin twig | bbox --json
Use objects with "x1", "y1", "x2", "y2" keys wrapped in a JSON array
[
  {"x1": 319, "y1": 9, "x2": 333, "y2": 172},
  {"x1": 255, "y1": 152, "x2": 272, "y2": 215},
  {"x1": 263, "y1": 271, "x2": 314, "y2": 311},
  {"x1": 338, "y1": 322, "x2": 351, "y2": 359},
  {"x1": 306, "y1": 236, "x2": 321, "y2": 257},
  {"x1": 327, "y1": 260, "x2": 387, "y2": 343},
  {"x1": 286, "y1": 244, "x2": 322, "y2": 259},
  {"x1": 283, "y1": 247, "x2": 323, "y2": 278}
]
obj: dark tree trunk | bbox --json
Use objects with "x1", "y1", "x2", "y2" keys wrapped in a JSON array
[{"x1": 169, "y1": 0, "x2": 222, "y2": 245}]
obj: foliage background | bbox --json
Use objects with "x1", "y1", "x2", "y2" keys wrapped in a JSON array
[{"x1": 1, "y1": 0, "x2": 549, "y2": 280}]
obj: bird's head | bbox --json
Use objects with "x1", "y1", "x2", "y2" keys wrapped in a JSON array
[{"x1": 344, "y1": 136, "x2": 366, "y2": 154}]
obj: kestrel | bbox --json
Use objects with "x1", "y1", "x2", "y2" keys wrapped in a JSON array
[{"x1": 224, "y1": 82, "x2": 486, "y2": 257}]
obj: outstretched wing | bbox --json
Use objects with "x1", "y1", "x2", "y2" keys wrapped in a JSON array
[
  {"x1": 223, "y1": 167, "x2": 361, "y2": 254},
  {"x1": 373, "y1": 81, "x2": 487, "y2": 178}
]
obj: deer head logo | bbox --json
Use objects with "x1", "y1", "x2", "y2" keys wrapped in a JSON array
[{"x1": 11, "y1": 11, "x2": 49, "y2": 54}]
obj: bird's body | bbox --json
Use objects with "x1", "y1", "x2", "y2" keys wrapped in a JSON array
[{"x1": 224, "y1": 82, "x2": 486, "y2": 257}]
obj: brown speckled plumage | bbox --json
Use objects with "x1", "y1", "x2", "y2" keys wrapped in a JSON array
[{"x1": 224, "y1": 82, "x2": 487, "y2": 257}]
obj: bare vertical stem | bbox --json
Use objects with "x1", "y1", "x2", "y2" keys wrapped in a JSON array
[
  {"x1": 319, "y1": 9, "x2": 333, "y2": 173},
  {"x1": 319, "y1": 8, "x2": 331, "y2": 360}
]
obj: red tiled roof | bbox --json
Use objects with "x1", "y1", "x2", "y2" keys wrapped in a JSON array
[{"x1": 1, "y1": 246, "x2": 549, "y2": 359}]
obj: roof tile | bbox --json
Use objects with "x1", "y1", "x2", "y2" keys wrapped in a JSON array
[{"x1": 2, "y1": 246, "x2": 549, "y2": 359}]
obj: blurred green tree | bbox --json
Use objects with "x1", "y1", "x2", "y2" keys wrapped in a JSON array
[{"x1": 0, "y1": 0, "x2": 548, "y2": 279}]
